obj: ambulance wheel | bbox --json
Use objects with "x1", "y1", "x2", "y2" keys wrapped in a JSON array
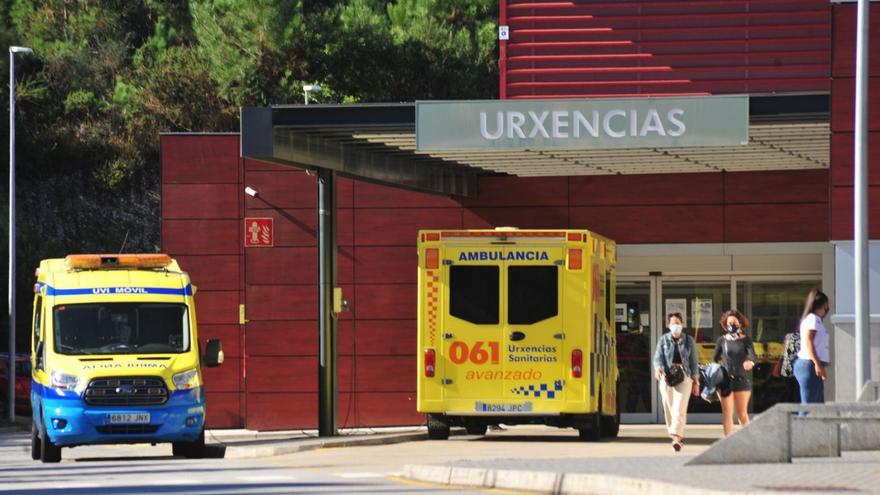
[
  {"x1": 577, "y1": 418, "x2": 601, "y2": 442},
  {"x1": 465, "y1": 422, "x2": 487, "y2": 436},
  {"x1": 30, "y1": 420, "x2": 41, "y2": 460},
  {"x1": 427, "y1": 414, "x2": 450, "y2": 440},
  {"x1": 173, "y1": 429, "x2": 206, "y2": 458},
  {"x1": 39, "y1": 424, "x2": 62, "y2": 463}
]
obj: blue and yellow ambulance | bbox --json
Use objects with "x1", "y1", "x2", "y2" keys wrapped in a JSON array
[{"x1": 29, "y1": 254, "x2": 222, "y2": 463}]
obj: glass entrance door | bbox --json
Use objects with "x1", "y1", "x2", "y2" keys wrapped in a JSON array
[
  {"x1": 659, "y1": 280, "x2": 733, "y2": 420},
  {"x1": 616, "y1": 279, "x2": 655, "y2": 423}
]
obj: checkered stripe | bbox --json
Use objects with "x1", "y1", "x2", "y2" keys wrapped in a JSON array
[
  {"x1": 512, "y1": 380, "x2": 564, "y2": 399},
  {"x1": 426, "y1": 271, "x2": 439, "y2": 347}
]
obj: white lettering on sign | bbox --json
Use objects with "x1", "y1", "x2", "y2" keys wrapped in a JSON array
[{"x1": 479, "y1": 108, "x2": 687, "y2": 141}]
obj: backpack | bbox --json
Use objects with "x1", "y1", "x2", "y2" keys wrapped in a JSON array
[{"x1": 780, "y1": 331, "x2": 800, "y2": 378}]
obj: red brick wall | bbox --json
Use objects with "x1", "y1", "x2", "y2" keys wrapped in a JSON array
[
  {"x1": 830, "y1": 3, "x2": 880, "y2": 240},
  {"x1": 501, "y1": 0, "x2": 830, "y2": 99},
  {"x1": 162, "y1": 133, "x2": 830, "y2": 429}
]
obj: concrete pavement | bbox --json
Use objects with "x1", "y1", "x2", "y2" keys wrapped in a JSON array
[{"x1": 401, "y1": 425, "x2": 880, "y2": 495}]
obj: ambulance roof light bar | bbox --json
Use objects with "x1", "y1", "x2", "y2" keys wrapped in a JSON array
[{"x1": 65, "y1": 254, "x2": 173, "y2": 270}]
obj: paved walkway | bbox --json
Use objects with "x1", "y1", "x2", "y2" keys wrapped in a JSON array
[{"x1": 402, "y1": 426, "x2": 880, "y2": 495}]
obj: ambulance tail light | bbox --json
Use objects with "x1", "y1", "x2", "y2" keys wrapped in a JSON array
[
  {"x1": 66, "y1": 254, "x2": 172, "y2": 270},
  {"x1": 424, "y1": 349, "x2": 436, "y2": 377},
  {"x1": 568, "y1": 249, "x2": 582, "y2": 270},
  {"x1": 571, "y1": 349, "x2": 583, "y2": 378}
]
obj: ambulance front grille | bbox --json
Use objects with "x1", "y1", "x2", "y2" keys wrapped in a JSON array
[{"x1": 84, "y1": 377, "x2": 169, "y2": 406}]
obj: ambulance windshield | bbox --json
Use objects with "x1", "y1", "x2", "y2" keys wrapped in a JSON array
[{"x1": 53, "y1": 303, "x2": 190, "y2": 355}]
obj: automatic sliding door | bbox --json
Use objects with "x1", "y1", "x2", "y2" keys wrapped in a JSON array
[
  {"x1": 616, "y1": 281, "x2": 653, "y2": 422},
  {"x1": 660, "y1": 281, "x2": 732, "y2": 416}
]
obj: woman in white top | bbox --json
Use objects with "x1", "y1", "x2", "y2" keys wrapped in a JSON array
[{"x1": 793, "y1": 288, "x2": 830, "y2": 403}]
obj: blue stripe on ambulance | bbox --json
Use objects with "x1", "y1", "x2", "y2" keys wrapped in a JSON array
[{"x1": 40, "y1": 284, "x2": 193, "y2": 296}]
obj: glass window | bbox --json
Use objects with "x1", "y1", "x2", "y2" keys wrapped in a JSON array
[
  {"x1": 739, "y1": 281, "x2": 816, "y2": 412},
  {"x1": 508, "y1": 266, "x2": 558, "y2": 325},
  {"x1": 33, "y1": 296, "x2": 42, "y2": 351},
  {"x1": 450, "y1": 266, "x2": 499, "y2": 325},
  {"x1": 53, "y1": 303, "x2": 190, "y2": 355}
]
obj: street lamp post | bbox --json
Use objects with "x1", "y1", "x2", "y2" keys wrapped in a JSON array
[
  {"x1": 8, "y1": 45, "x2": 32, "y2": 423},
  {"x1": 303, "y1": 84, "x2": 322, "y2": 105}
]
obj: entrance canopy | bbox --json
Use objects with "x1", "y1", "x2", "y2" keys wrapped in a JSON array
[{"x1": 240, "y1": 94, "x2": 827, "y2": 196}]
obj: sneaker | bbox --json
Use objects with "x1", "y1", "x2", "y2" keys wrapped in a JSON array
[{"x1": 672, "y1": 440, "x2": 682, "y2": 452}]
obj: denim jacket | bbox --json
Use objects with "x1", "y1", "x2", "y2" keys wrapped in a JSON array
[{"x1": 653, "y1": 332, "x2": 700, "y2": 380}]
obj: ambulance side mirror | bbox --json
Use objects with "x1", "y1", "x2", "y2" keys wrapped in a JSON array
[{"x1": 204, "y1": 339, "x2": 224, "y2": 367}]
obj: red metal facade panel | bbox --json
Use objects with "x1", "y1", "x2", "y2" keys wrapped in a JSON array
[
  {"x1": 162, "y1": 135, "x2": 240, "y2": 183},
  {"x1": 569, "y1": 205, "x2": 725, "y2": 243},
  {"x1": 724, "y1": 203, "x2": 829, "y2": 242},
  {"x1": 205, "y1": 392, "x2": 242, "y2": 428},
  {"x1": 462, "y1": 176, "x2": 569, "y2": 207},
  {"x1": 163, "y1": 220, "x2": 241, "y2": 255},
  {"x1": 830, "y1": 133, "x2": 880, "y2": 186},
  {"x1": 353, "y1": 208, "x2": 463, "y2": 246},
  {"x1": 830, "y1": 3, "x2": 880, "y2": 240},
  {"x1": 353, "y1": 320, "x2": 418, "y2": 356},
  {"x1": 830, "y1": 77, "x2": 880, "y2": 132},
  {"x1": 502, "y1": 0, "x2": 830, "y2": 98},
  {"x1": 353, "y1": 247, "x2": 418, "y2": 284},
  {"x1": 161, "y1": 134, "x2": 245, "y2": 429},
  {"x1": 832, "y1": 4, "x2": 880, "y2": 77},
  {"x1": 173, "y1": 255, "x2": 239, "y2": 291},
  {"x1": 831, "y1": 187, "x2": 880, "y2": 239},
  {"x1": 463, "y1": 206, "x2": 570, "y2": 229},
  {"x1": 354, "y1": 284, "x2": 417, "y2": 320},
  {"x1": 724, "y1": 170, "x2": 829, "y2": 204},
  {"x1": 570, "y1": 173, "x2": 723, "y2": 206},
  {"x1": 163, "y1": 184, "x2": 240, "y2": 219},
  {"x1": 194, "y1": 291, "x2": 240, "y2": 325}
]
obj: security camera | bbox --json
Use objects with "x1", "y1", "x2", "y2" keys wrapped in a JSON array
[{"x1": 244, "y1": 187, "x2": 258, "y2": 198}]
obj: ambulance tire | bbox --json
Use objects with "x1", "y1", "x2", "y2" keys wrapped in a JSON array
[
  {"x1": 577, "y1": 417, "x2": 601, "y2": 442},
  {"x1": 39, "y1": 422, "x2": 62, "y2": 463},
  {"x1": 427, "y1": 414, "x2": 450, "y2": 440},
  {"x1": 465, "y1": 423, "x2": 487, "y2": 436},
  {"x1": 173, "y1": 429, "x2": 206, "y2": 458},
  {"x1": 31, "y1": 420, "x2": 41, "y2": 461}
]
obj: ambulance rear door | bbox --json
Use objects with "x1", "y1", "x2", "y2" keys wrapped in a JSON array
[
  {"x1": 502, "y1": 245, "x2": 567, "y2": 405},
  {"x1": 440, "y1": 245, "x2": 505, "y2": 400}
]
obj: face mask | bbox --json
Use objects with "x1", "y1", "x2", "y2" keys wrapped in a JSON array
[
  {"x1": 669, "y1": 324, "x2": 683, "y2": 336},
  {"x1": 727, "y1": 324, "x2": 741, "y2": 335}
]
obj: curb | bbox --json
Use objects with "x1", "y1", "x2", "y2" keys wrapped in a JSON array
[
  {"x1": 401, "y1": 464, "x2": 823, "y2": 495},
  {"x1": 220, "y1": 431, "x2": 432, "y2": 459}
]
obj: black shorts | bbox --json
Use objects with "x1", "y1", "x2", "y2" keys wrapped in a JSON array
[{"x1": 720, "y1": 375, "x2": 751, "y2": 396}]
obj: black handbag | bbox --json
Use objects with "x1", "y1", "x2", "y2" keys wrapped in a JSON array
[{"x1": 665, "y1": 364, "x2": 686, "y2": 387}]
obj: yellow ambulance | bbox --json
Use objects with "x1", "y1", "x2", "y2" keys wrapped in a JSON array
[
  {"x1": 29, "y1": 254, "x2": 222, "y2": 463},
  {"x1": 417, "y1": 228, "x2": 618, "y2": 441}
]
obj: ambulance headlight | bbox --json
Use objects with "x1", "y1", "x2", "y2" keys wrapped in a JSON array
[
  {"x1": 50, "y1": 370, "x2": 82, "y2": 392},
  {"x1": 172, "y1": 368, "x2": 200, "y2": 390}
]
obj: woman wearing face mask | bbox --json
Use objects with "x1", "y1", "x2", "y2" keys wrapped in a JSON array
[
  {"x1": 712, "y1": 310, "x2": 757, "y2": 436},
  {"x1": 653, "y1": 313, "x2": 700, "y2": 451},
  {"x1": 794, "y1": 289, "x2": 831, "y2": 404}
]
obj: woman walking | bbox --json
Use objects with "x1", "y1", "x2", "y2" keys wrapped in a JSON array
[
  {"x1": 713, "y1": 310, "x2": 757, "y2": 436},
  {"x1": 794, "y1": 289, "x2": 831, "y2": 404},
  {"x1": 653, "y1": 312, "x2": 700, "y2": 451}
]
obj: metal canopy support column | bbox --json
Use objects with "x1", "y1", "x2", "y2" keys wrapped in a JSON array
[
  {"x1": 854, "y1": 0, "x2": 871, "y2": 394},
  {"x1": 317, "y1": 168, "x2": 338, "y2": 436}
]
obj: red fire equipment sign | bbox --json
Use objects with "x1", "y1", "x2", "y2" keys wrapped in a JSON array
[{"x1": 245, "y1": 218, "x2": 273, "y2": 247}]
